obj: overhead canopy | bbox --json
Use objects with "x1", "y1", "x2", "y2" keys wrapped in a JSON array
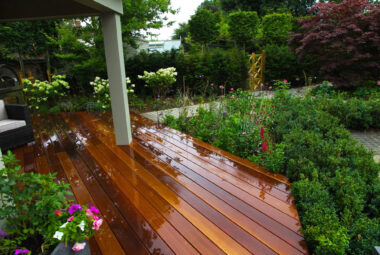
[{"x1": 0, "y1": 0, "x2": 123, "y2": 22}]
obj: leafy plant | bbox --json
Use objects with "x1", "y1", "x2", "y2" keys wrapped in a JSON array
[
  {"x1": 23, "y1": 75, "x2": 70, "y2": 111},
  {"x1": 0, "y1": 152, "x2": 71, "y2": 254}
]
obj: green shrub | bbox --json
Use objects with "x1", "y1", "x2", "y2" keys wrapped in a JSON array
[
  {"x1": 262, "y1": 13, "x2": 293, "y2": 45},
  {"x1": 292, "y1": 178, "x2": 349, "y2": 255}
]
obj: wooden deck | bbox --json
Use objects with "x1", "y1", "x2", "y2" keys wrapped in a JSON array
[{"x1": 12, "y1": 112, "x2": 308, "y2": 255}]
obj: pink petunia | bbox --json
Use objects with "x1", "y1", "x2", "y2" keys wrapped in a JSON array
[
  {"x1": 72, "y1": 242, "x2": 86, "y2": 251},
  {"x1": 89, "y1": 206, "x2": 100, "y2": 214},
  {"x1": 86, "y1": 209, "x2": 99, "y2": 221},
  {"x1": 92, "y1": 219, "x2": 103, "y2": 230},
  {"x1": 67, "y1": 216, "x2": 74, "y2": 222}
]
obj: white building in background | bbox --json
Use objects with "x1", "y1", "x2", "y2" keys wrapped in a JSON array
[{"x1": 124, "y1": 39, "x2": 182, "y2": 58}]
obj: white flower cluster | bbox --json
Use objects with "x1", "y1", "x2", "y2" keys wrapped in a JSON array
[
  {"x1": 22, "y1": 75, "x2": 70, "y2": 110},
  {"x1": 90, "y1": 76, "x2": 135, "y2": 109},
  {"x1": 138, "y1": 67, "x2": 177, "y2": 98}
]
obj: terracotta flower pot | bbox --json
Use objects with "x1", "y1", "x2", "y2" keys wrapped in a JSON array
[{"x1": 51, "y1": 240, "x2": 90, "y2": 255}]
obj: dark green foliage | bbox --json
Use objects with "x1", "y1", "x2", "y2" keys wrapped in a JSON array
[
  {"x1": 189, "y1": 9, "x2": 220, "y2": 46},
  {"x1": 227, "y1": 11, "x2": 260, "y2": 48},
  {"x1": 317, "y1": 95, "x2": 380, "y2": 130},
  {"x1": 125, "y1": 48, "x2": 248, "y2": 96},
  {"x1": 292, "y1": 179, "x2": 349, "y2": 255},
  {"x1": 262, "y1": 44, "x2": 302, "y2": 83},
  {"x1": 262, "y1": 13, "x2": 293, "y2": 45},
  {"x1": 271, "y1": 92, "x2": 380, "y2": 254}
]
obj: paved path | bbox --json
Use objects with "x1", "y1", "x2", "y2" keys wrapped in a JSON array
[{"x1": 351, "y1": 131, "x2": 380, "y2": 163}]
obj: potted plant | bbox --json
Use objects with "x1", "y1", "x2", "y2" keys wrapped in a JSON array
[
  {"x1": 50, "y1": 203, "x2": 103, "y2": 254},
  {"x1": 0, "y1": 151, "x2": 103, "y2": 254}
]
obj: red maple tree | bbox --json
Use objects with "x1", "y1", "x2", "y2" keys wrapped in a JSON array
[{"x1": 290, "y1": 0, "x2": 380, "y2": 87}]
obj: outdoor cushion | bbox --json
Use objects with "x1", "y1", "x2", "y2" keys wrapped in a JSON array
[
  {"x1": 0, "y1": 119, "x2": 26, "y2": 133},
  {"x1": 0, "y1": 100, "x2": 7, "y2": 121}
]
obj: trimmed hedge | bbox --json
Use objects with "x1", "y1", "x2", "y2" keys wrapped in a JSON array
[{"x1": 262, "y1": 13, "x2": 293, "y2": 45}]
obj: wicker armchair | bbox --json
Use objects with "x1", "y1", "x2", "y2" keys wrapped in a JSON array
[{"x1": 0, "y1": 100, "x2": 34, "y2": 152}]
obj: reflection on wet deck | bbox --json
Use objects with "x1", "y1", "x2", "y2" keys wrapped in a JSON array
[{"x1": 13, "y1": 112, "x2": 308, "y2": 255}]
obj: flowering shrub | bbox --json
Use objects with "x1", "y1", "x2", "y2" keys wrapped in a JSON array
[
  {"x1": 138, "y1": 67, "x2": 177, "y2": 99},
  {"x1": 51, "y1": 204, "x2": 103, "y2": 251},
  {"x1": 23, "y1": 75, "x2": 70, "y2": 110},
  {"x1": 90, "y1": 76, "x2": 135, "y2": 109}
]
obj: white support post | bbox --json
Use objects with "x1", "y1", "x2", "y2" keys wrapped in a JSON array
[{"x1": 101, "y1": 13, "x2": 132, "y2": 145}]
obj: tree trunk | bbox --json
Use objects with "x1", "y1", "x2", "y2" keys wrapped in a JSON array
[{"x1": 18, "y1": 50, "x2": 26, "y2": 78}]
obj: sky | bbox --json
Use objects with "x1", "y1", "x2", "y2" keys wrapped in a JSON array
[{"x1": 149, "y1": 0, "x2": 204, "y2": 40}]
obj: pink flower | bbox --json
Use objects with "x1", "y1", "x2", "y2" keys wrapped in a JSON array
[
  {"x1": 230, "y1": 88, "x2": 234, "y2": 91},
  {"x1": 219, "y1": 85, "x2": 224, "y2": 89},
  {"x1": 269, "y1": 86, "x2": 273, "y2": 90},
  {"x1": 92, "y1": 219, "x2": 103, "y2": 230},
  {"x1": 262, "y1": 141, "x2": 269, "y2": 153},
  {"x1": 296, "y1": 77, "x2": 300, "y2": 81},
  {"x1": 72, "y1": 242, "x2": 86, "y2": 251},
  {"x1": 242, "y1": 132, "x2": 247, "y2": 135},
  {"x1": 250, "y1": 73, "x2": 254, "y2": 77},
  {"x1": 222, "y1": 110, "x2": 227, "y2": 114},
  {"x1": 86, "y1": 209, "x2": 99, "y2": 221},
  {"x1": 67, "y1": 216, "x2": 74, "y2": 222},
  {"x1": 283, "y1": 80, "x2": 288, "y2": 83},
  {"x1": 54, "y1": 210, "x2": 62, "y2": 216},
  {"x1": 377, "y1": 80, "x2": 380, "y2": 86}
]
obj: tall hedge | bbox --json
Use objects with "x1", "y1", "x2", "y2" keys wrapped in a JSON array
[{"x1": 227, "y1": 11, "x2": 260, "y2": 48}]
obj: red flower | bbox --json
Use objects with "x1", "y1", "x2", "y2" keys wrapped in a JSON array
[
  {"x1": 54, "y1": 210, "x2": 62, "y2": 216},
  {"x1": 260, "y1": 127, "x2": 265, "y2": 139},
  {"x1": 262, "y1": 141, "x2": 269, "y2": 153},
  {"x1": 269, "y1": 150, "x2": 273, "y2": 153}
]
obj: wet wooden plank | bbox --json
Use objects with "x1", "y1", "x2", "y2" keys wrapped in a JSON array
[
  {"x1": 63, "y1": 113, "x2": 203, "y2": 255},
  {"x1": 51, "y1": 114, "x2": 161, "y2": 255},
  {"x1": 85, "y1": 112, "x2": 306, "y2": 254},
  {"x1": 131, "y1": 113, "x2": 291, "y2": 186},
  {"x1": 77, "y1": 112, "x2": 303, "y2": 255},
  {"x1": 57, "y1": 151, "x2": 126, "y2": 255}
]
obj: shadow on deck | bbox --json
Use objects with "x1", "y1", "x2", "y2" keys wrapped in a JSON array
[{"x1": 12, "y1": 111, "x2": 308, "y2": 255}]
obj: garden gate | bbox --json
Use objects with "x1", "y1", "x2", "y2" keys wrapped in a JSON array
[{"x1": 248, "y1": 51, "x2": 266, "y2": 91}]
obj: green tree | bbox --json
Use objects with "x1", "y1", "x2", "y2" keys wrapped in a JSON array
[
  {"x1": 121, "y1": 0, "x2": 176, "y2": 47},
  {"x1": 188, "y1": 9, "x2": 220, "y2": 52},
  {"x1": 197, "y1": 0, "x2": 221, "y2": 12},
  {"x1": 0, "y1": 20, "x2": 58, "y2": 76},
  {"x1": 220, "y1": 0, "x2": 316, "y2": 16},
  {"x1": 228, "y1": 11, "x2": 259, "y2": 50}
]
